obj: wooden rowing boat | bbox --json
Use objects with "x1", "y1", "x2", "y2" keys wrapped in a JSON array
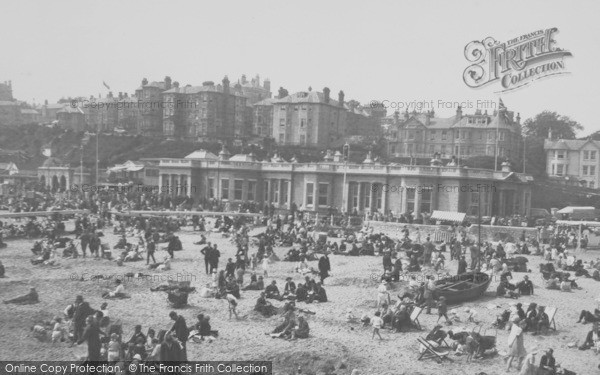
[{"x1": 435, "y1": 272, "x2": 492, "y2": 304}]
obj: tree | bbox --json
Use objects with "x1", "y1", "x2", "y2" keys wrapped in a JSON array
[
  {"x1": 523, "y1": 111, "x2": 583, "y2": 139},
  {"x1": 521, "y1": 136, "x2": 546, "y2": 176},
  {"x1": 278, "y1": 87, "x2": 288, "y2": 99}
]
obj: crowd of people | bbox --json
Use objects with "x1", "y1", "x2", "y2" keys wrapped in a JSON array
[{"x1": 2, "y1": 186, "x2": 600, "y2": 374}]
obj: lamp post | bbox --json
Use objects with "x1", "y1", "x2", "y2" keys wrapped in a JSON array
[
  {"x1": 477, "y1": 187, "x2": 482, "y2": 271},
  {"x1": 80, "y1": 145, "x2": 83, "y2": 187},
  {"x1": 342, "y1": 143, "x2": 350, "y2": 214},
  {"x1": 96, "y1": 115, "x2": 100, "y2": 186}
]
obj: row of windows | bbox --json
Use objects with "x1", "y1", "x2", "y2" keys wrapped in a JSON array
[
  {"x1": 401, "y1": 130, "x2": 509, "y2": 141},
  {"x1": 392, "y1": 144, "x2": 505, "y2": 156},
  {"x1": 208, "y1": 179, "x2": 257, "y2": 201}
]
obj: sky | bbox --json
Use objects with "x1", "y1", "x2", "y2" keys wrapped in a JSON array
[{"x1": 3, "y1": 0, "x2": 600, "y2": 135}]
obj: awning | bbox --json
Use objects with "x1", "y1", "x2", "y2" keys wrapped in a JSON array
[
  {"x1": 556, "y1": 206, "x2": 595, "y2": 214},
  {"x1": 556, "y1": 220, "x2": 600, "y2": 227},
  {"x1": 431, "y1": 210, "x2": 466, "y2": 223}
]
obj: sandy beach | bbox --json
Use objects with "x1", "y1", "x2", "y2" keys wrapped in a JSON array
[{"x1": 1, "y1": 221, "x2": 599, "y2": 375}]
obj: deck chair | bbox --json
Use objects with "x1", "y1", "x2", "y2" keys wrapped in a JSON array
[
  {"x1": 411, "y1": 306, "x2": 423, "y2": 330},
  {"x1": 417, "y1": 337, "x2": 451, "y2": 363},
  {"x1": 545, "y1": 306, "x2": 557, "y2": 331}
]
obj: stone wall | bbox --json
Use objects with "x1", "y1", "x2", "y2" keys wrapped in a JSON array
[{"x1": 365, "y1": 220, "x2": 539, "y2": 243}]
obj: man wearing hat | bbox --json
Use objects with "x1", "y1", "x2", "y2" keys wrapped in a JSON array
[
  {"x1": 72, "y1": 295, "x2": 94, "y2": 343},
  {"x1": 424, "y1": 275, "x2": 437, "y2": 314},
  {"x1": 283, "y1": 277, "x2": 296, "y2": 300},
  {"x1": 169, "y1": 311, "x2": 188, "y2": 361},
  {"x1": 517, "y1": 275, "x2": 534, "y2": 296},
  {"x1": 539, "y1": 348, "x2": 556, "y2": 374}
]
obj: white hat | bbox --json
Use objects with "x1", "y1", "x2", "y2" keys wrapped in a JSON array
[{"x1": 133, "y1": 354, "x2": 142, "y2": 360}]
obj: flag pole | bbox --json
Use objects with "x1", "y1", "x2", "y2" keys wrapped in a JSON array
[{"x1": 494, "y1": 102, "x2": 501, "y2": 171}]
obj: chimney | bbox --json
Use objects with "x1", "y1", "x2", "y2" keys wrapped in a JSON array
[
  {"x1": 241, "y1": 74, "x2": 247, "y2": 84},
  {"x1": 219, "y1": 146, "x2": 231, "y2": 160},
  {"x1": 124, "y1": 93, "x2": 129, "y2": 98},
  {"x1": 264, "y1": 78, "x2": 271, "y2": 92},
  {"x1": 222, "y1": 76, "x2": 230, "y2": 94},
  {"x1": 456, "y1": 105, "x2": 462, "y2": 119},
  {"x1": 165, "y1": 76, "x2": 172, "y2": 90},
  {"x1": 404, "y1": 109, "x2": 409, "y2": 120},
  {"x1": 142, "y1": 78, "x2": 148, "y2": 86},
  {"x1": 118, "y1": 92, "x2": 123, "y2": 100},
  {"x1": 323, "y1": 87, "x2": 330, "y2": 103},
  {"x1": 44, "y1": 99, "x2": 48, "y2": 106},
  {"x1": 425, "y1": 113, "x2": 431, "y2": 126},
  {"x1": 333, "y1": 150, "x2": 342, "y2": 162},
  {"x1": 108, "y1": 92, "x2": 113, "y2": 98},
  {"x1": 338, "y1": 90, "x2": 345, "y2": 107},
  {"x1": 516, "y1": 113, "x2": 521, "y2": 125}
]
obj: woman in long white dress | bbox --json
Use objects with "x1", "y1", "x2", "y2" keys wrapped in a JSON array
[{"x1": 506, "y1": 321, "x2": 527, "y2": 372}]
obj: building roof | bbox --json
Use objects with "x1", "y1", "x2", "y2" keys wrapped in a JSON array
[
  {"x1": 45, "y1": 103, "x2": 66, "y2": 109},
  {"x1": 229, "y1": 154, "x2": 255, "y2": 162},
  {"x1": 184, "y1": 150, "x2": 218, "y2": 160},
  {"x1": 20, "y1": 109, "x2": 39, "y2": 115},
  {"x1": 392, "y1": 108, "x2": 519, "y2": 131},
  {"x1": 544, "y1": 139, "x2": 599, "y2": 150},
  {"x1": 57, "y1": 106, "x2": 84, "y2": 114},
  {"x1": 0, "y1": 162, "x2": 18, "y2": 170},
  {"x1": 162, "y1": 85, "x2": 246, "y2": 98},
  {"x1": 273, "y1": 91, "x2": 343, "y2": 107},
  {"x1": 0, "y1": 100, "x2": 19, "y2": 106},
  {"x1": 41, "y1": 157, "x2": 65, "y2": 168},
  {"x1": 254, "y1": 98, "x2": 276, "y2": 106},
  {"x1": 136, "y1": 81, "x2": 167, "y2": 91},
  {"x1": 108, "y1": 160, "x2": 145, "y2": 173}
]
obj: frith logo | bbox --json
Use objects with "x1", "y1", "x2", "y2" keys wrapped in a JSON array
[{"x1": 463, "y1": 28, "x2": 572, "y2": 92}]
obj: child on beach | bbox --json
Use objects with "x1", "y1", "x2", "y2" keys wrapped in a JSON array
[
  {"x1": 436, "y1": 296, "x2": 452, "y2": 325},
  {"x1": 262, "y1": 256, "x2": 269, "y2": 277},
  {"x1": 371, "y1": 311, "x2": 383, "y2": 340},
  {"x1": 107, "y1": 333, "x2": 121, "y2": 363},
  {"x1": 226, "y1": 293, "x2": 239, "y2": 320}
]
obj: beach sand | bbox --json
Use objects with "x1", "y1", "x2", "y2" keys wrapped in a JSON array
[{"x1": 1, "y1": 221, "x2": 599, "y2": 374}]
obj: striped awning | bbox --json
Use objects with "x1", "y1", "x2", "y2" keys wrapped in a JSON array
[{"x1": 431, "y1": 210, "x2": 466, "y2": 223}]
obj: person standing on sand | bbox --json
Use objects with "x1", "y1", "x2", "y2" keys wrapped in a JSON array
[
  {"x1": 77, "y1": 316, "x2": 103, "y2": 362},
  {"x1": 262, "y1": 255, "x2": 269, "y2": 277},
  {"x1": 371, "y1": 311, "x2": 383, "y2": 340},
  {"x1": 377, "y1": 281, "x2": 390, "y2": 308},
  {"x1": 318, "y1": 253, "x2": 331, "y2": 284},
  {"x1": 168, "y1": 311, "x2": 188, "y2": 361},
  {"x1": 506, "y1": 320, "x2": 527, "y2": 372},
  {"x1": 457, "y1": 256, "x2": 468, "y2": 275}
]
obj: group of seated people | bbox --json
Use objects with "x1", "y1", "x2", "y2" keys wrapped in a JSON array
[
  {"x1": 496, "y1": 274, "x2": 534, "y2": 299},
  {"x1": 264, "y1": 276, "x2": 327, "y2": 304},
  {"x1": 578, "y1": 322, "x2": 600, "y2": 352},
  {"x1": 268, "y1": 302, "x2": 310, "y2": 340},
  {"x1": 359, "y1": 296, "x2": 418, "y2": 333},
  {"x1": 501, "y1": 302, "x2": 552, "y2": 336}
]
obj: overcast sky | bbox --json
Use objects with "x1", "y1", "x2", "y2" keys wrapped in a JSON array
[{"x1": 3, "y1": 0, "x2": 599, "y2": 135}]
